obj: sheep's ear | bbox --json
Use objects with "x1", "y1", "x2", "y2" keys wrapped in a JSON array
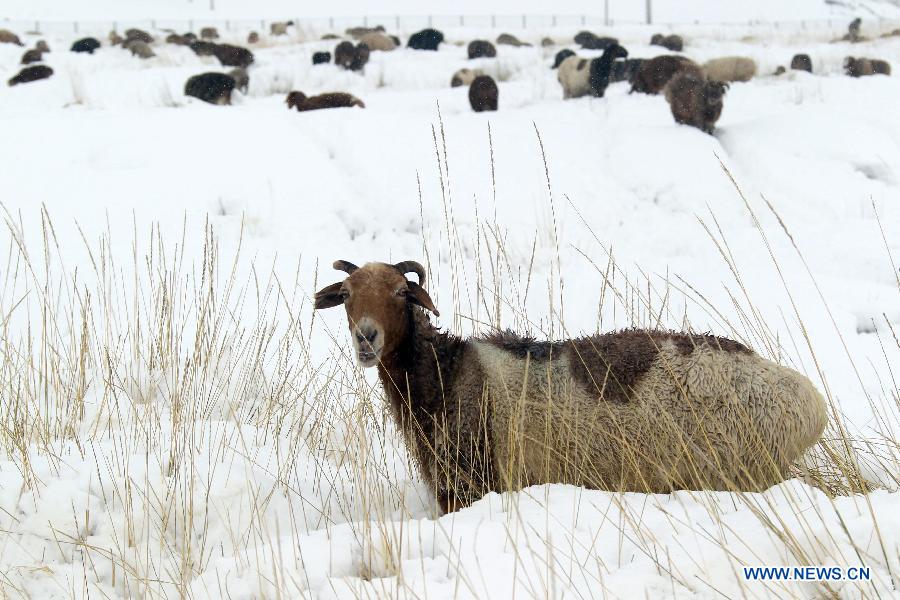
[
  {"x1": 407, "y1": 282, "x2": 440, "y2": 317},
  {"x1": 314, "y1": 282, "x2": 345, "y2": 310}
]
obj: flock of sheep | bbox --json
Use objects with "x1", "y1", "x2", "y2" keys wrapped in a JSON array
[{"x1": 2, "y1": 17, "x2": 896, "y2": 128}]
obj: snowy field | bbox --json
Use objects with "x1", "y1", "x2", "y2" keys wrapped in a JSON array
[{"x1": 0, "y1": 7, "x2": 899, "y2": 600}]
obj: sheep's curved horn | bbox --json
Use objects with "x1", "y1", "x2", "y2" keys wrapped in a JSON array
[
  {"x1": 333, "y1": 260, "x2": 358, "y2": 275},
  {"x1": 393, "y1": 261, "x2": 426, "y2": 285}
]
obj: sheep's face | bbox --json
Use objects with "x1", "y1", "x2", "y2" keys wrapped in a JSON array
[{"x1": 314, "y1": 261, "x2": 439, "y2": 368}]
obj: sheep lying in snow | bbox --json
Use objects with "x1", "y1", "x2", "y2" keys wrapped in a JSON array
[
  {"x1": 315, "y1": 261, "x2": 828, "y2": 513},
  {"x1": 21, "y1": 49, "x2": 44, "y2": 64},
  {"x1": 124, "y1": 39, "x2": 155, "y2": 59},
  {"x1": 702, "y1": 56, "x2": 757, "y2": 82},
  {"x1": 212, "y1": 44, "x2": 255, "y2": 68},
  {"x1": 270, "y1": 21, "x2": 294, "y2": 36},
  {"x1": 359, "y1": 32, "x2": 397, "y2": 51},
  {"x1": 247, "y1": 31, "x2": 260, "y2": 44},
  {"x1": 574, "y1": 31, "x2": 618, "y2": 50},
  {"x1": 166, "y1": 33, "x2": 192, "y2": 45},
  {"x1": 71, "y1": 37, "x2": 102, "y2": 54},
  {"x1": 558, "y1": 44, "x2": 628, "y2": 99},
  {"x1": 650, "y1": 33, "x2": 684, "y2": 52},
  {"x1": 200, "y1": 27, "x2": 219, "y2": 40},
  {"x1": 0, "y1": 29, "x2": 24, "y2": 46},
  {"x1": 552, "y1": 48, "x2": 576, "y2": 69},
  {"x1": 407, "y1": 28, "x2": 443, "y2": 50},
  {"x1": 35, "y1": 40, "x2": 50, "y2": 52},
  {"x1": 451, "y1": 68, "x2": 482, "y2": 87},
  {"x1": 844, "y1": 56, "x2": 891, "y2": 77},
  {"x1": 347, "y1": 25, "x2": 385, "y2": 39},
  {"x1": 185, "y1": 72, "x2": 236, "y2": 105},
  {"x1": 189, "y1": 40, "x2": 217, "y2": 56},
  {"x1": 665, "y1": 72, "x2": 728, "y2": 134},
  {"x1": 631, "y1": 55, "x2": 702, "y2": 94},
  {"x1": 8, "y1": 65, "x2": 54, "y2": 86},
  {"x1": 791, "y1": 54, "x2": 813, "y2": 73},
  {"x1": 125, "y1": 28, "x2": 153, "y2": 44},
  {"x1": 334, "y1": 41, "x2": 370, "y2": 71},
  {"x1": 312, "y1": 51, "x2": 331, "y2": 65},
  {"x1": 468, "y1": 40, "x2": 497, "y2": 59},
  {"x1": 496, "y1": 33, "x2": 529, "y2": 47},
  {"x1": 469, "y1": 75, "x2": 498, "y2": 111},
  {"x1": 285, "y1": 91, "x2": 365, "y2": 111}
]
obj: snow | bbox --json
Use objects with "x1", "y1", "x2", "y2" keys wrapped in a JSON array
[{"x1": 0, "y1": 8, "x2": 899, "y2": 600}]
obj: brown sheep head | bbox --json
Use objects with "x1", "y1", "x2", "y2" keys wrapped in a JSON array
[
  {"x1": 285, "y1": 91, "x2": 307, "y2": 109},
  {"x1": 314, "y1": 261, "x2": 439, "y2": 367}
]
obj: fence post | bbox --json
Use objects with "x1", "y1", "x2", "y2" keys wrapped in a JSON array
[
  {"x1": 329, "y1": 17, "x2": 334, "y2": 30},
  {"x1": 491, "y1": 15, "x2": 496, "y2": 28},
  {"x1": 646, "y1": 0, "x2": 652, "y2": 25},
  {"x1": 364, "y1": 15, "x2": 368, "y2": 27},
  {"x1": 580, "y1": 15, "x2": 586, "y2": 26},
  {"x1": 74, "y1": 21, "x2": 79, "y2": 33},
  {"x1": 604, "y1": 0, "x2": 610, "y2": 26},
  {"x1": 428, "y1": 15, "x2": 433, "y2": 27},
  {"x1": 34, "y1": 20, "x2": 40, "y2": 33},
  {"x1": 459, "y1": 15, "x2": 464, "y2": 26},
  {"x1": 395, "y1": 15, "x2": 400, "y2": 30}
]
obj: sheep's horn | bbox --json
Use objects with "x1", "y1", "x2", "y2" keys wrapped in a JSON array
[
  {"x1": 393, "y1": 261, "x2": 426, "y2": 285},
  {"x1": 333, "y1": 260, "x2": 358, "y2": 275}
]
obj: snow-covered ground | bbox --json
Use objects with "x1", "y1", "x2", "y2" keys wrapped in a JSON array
[{"x1": 0, "y1": 12, "x2": 898, "y2": 600}]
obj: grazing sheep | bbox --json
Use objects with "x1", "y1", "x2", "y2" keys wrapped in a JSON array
[
  {"x1": 844, "y1": 56, "x2": 891, "y2": 77},
  {"x1": 844, "y1": 17, "x2": 863, "y2": 42},
  {"x1": 108, "y1": 31, "x2": 124, "y2": 46},
  {"x1": 184, "y1": 72, "x2": 236, "y2": 105},
  {"x1": 702, "y1": 56, "x2": 757, "y2": 83},
  {"x1": 773, "y1": 66, "x2": 787, "y2": 76},
  {"x1": 200, "y1": 27, "x2": 219, "y2": 40},
  {"x1": 650, "y1": 33, "x2": 684, "y2": 52},
  {"x1": 314, "y1": 261, "x2": 828, "y2": 513},
  {"x1": 468, "y1": 40, "x2": 497, "y2": 59},
  {"x1": 182, "y1": 32, "x2": 198, "y2": 43},
  {"x1": 496, "y1": 33, "x2": 530, "y2": 47},
  {"x1": 8, "y1": 65, "x2": 53, "y2": 86},
  {"x1": 407, "y1": 28, "x2": 443, "y2": 50},
  {"x1": 334, "y1": 41, "x2": 369, "y2": 71},
  {"x1": 71, "y1": 37, "x2": 102, "y2": 54},
  {"x1": 0, "y1": 29, "x2": 24, "y2": 46},
  {"x1": 557, "y1": 44, "x2": 628, "y2": 99},
  {"x1": 285, "y1": 90, "x2": 365, "y2": 111},
  {"x1": 229, "y1": 67, "x2": 249, "y2": 93},
  {"x1": 166, "y1": 33, "x2": 192, "y2": 45},
  {"x1": 541, "y1": 37, "x2": 555, "y2": 47},
  {"x1": 468, "y1": 75, "x2": 498, "y2": 111},
  {"x1": 451, "y1": 68, "x2": 483, "y2": 87},
  {"x1": 125, "y1": 28, "x2": 153, "y2": 44},
  {"x1": 574, "y1": 31, "x2": 618, "y2": 50},
  {"x1": 270, "y1": 20, "x2": 294, "y2": 36},
  {"x1": 631, "y1": 55, "x2": 702, "y2": 94},
  {"x1": 35, "y1": 40, "x2": 50, "y2": 53},
  {"x1": 312, "y1": 51, "x2": 331, "y2": 65},
  {"x1": 359, "y1": 31, "x2": 397, "y2": 51},
  {"x1": 247, "y1": 31, "x2": 260, "y2": 44},
  {"x1": 610, "y1": 58, "x2": 645, "y2": 83},
  {"x1": 552, "y1": 48, "x2": 576, "y2": 69},
  {"x1": 189, "y1": 40, "x2": 217, "y2": 56},
  {"x1": 212, "y1": 44, "x2": 255, "y2": 68},
  {"x1": 666, "y1": 72, "x2": 728, "y2": 134},
  {"x1": 124, "y1": 39, "x2": 155, "y2": 59},
  {"x1": 21, "y1": 49, "x2": 44, "y2": 64},
  {"x1": 790, "y1": 54, "x2": 813, "y2": 73}
]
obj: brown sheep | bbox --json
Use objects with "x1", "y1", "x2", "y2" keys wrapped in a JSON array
[
  {"x1": 790, "y1": 54, "x2": 813, "y2": 73},
  {"x1": 0, "y1": 29, "x2": 24, "y2": 46},
  {"x1": 665, "y1": 72, "x2": 728, "y2": 134},
  {"x1": 359, "y1": 32, "x2": 397, "y2": 51},
  {"x1": 468, "y1": 75, "x2": 498, "y2": 112},
  {"x1": 21, "y1": 49, "x2": 44, "y2": 64},
  {"x1": 247, "y1": 31, "x2": 260, "y2": 44},
  {"x1": 347, "y1": 25, "x2": 385, "y2": 39},
  {"x1": 8, "y1": 65, "x2": 53, "y2": 86},
  {"x1": 314, "y1": 261, "x2": 827, "y2": 513},
  {"x1": 212, "y1": 44, "x2": 255, "y2": 68},
  {"x1": 631, "y1": 55, "x2": 702, "y2": 94},
  {"x1": 166, "y1": 33, "x2": 191, "y2": 45},
  {"x1": 650, "y1": 33, "x2": 684, "y2": 52},
  {"x1": 285, "y1": 91, "x2": 365, "y2": 111},
  {"x1": 35, "y1": 40, "x2": 50, "y2": 53},
  {"x1": 270, "y1": 21, "x2": 294, "y2": 36},
  {"x1": 467, "y1": 39, "x2": 497, "y2": 59},
  {"x1": 334, "y1": 41, "x2": 369, "y2": 71},
  {"x1": 200, "y1": 27, "x2": 220, "y2": 40},
  {"x1": 125, "y1": 28, "x2": 153, "y2": 44},
  {"x1": 108, "y1": 31, "x2": 124, "y2": 46},
  {"x1": 124, "y1": 39, "x2": 155, "y2": 59},
  {"x1": 229, "y1": 67, "x2": 249, "y2": 93},
  {"x1": 844, "y1": 56, "x2": 891, "y2": 77},
  {"x1": 496, "y1": 33, "x2": 530, "y2": 47}
]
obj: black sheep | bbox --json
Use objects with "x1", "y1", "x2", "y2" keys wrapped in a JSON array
[
  {"x1": 790, "y1": 54, "x2": 813, "y2": 73},
  {"x1": 407, "y1": 28, "x2": 443, "y2": 50},
  {"x1": 468, "y1": 75, "x2": 498, "y2": 112},
  {"x1": 589, "y1": 44, "x2": 628, "y2": 97},
  {"x1": 467, "y1": 40, "x2": 496, "y2": 59},
  {"x1": 574, "y1": 31, "x2": 618, "y2": 50},
  {"x1": 8, "y1": 65, "x2": 53, "y2": 86},
  {"x1": 189, "y1": 40, "x2": 217, "y2": 56},
  {"x1": 610, "y1": 58, "x2": 644, "y2": 83},
  {"x1": 312, "y1": 51, "x2": 332, "y2": 65},
  {"x1": 552, "y1": 48, "x2": 576, "y2": 69},
  {"x1": 71, "y1": 37, "x2": 102, "y2": 54},
  {"x1": 334, "y1": 41, "x2": 369, "y2": 71},
  {"x1": 184, "y1": 72, "x2": 236, "y2": 105}
]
